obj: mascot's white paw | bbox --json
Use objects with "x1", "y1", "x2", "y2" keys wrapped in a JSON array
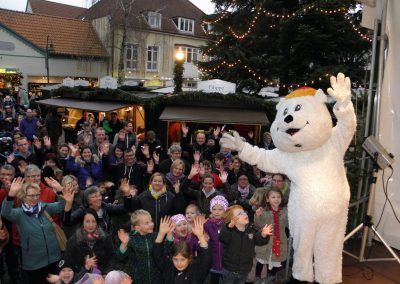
[
  {"x1": 327, "y1": 72, "x2": 351, "y2": 106},
  {"x1": 220, "y1": 131, "x2": 245, "y2": 152}
]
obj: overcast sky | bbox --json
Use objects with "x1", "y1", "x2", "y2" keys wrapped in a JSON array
[{"x1": 0, "y1": 0, "x2": 215, "y2": 14}]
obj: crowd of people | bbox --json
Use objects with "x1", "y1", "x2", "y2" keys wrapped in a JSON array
[{"x1": 0, "y1": 94, "x2": 292, "y2": 284}]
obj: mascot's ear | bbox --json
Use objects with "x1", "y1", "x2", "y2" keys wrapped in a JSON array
[
  {"x1": 315, "y1": 89, "x2": 327, "y2": 103},
  {"x1": 276, "y1": 98, "x2": 285, "y2": 110}
]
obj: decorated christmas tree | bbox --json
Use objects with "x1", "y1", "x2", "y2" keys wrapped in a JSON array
[{"x1": 199, "y1": 0, "x2": 371, "y2": 94}]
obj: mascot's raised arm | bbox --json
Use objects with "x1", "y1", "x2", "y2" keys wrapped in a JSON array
[{"x1": 220, "y1": 73, "x2": 356, "y2": 284}]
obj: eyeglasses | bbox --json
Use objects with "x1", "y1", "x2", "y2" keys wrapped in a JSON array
[
  {"x1": 26, "y1": 174, "x2": 41, "y2": 178},
  {"x1": 26, "y1": 194, "x2": 40, "y2": 198},
  {"x1": 234, "y1": 211, "x2": 248, "y2": 218}
]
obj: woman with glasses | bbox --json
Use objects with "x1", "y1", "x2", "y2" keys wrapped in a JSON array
[{"x1": 1, "y1": 177, "x2": 74, "y2": 284}]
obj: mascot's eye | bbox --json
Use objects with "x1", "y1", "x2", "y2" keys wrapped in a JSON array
[
  {"x1": 295, "y1": 104, "x2": 302, "y2": 111},
  {"x1": 283, "y1": 108, "x2": 288, "y2": 115}
]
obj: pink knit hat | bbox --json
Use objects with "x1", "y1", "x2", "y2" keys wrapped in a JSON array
[
  {"x1": 210, "y1": 195, "x2": 229, "y2": 211},
  {"x1": 171, "y1": 214, "x2": 187, "y2": 225}
]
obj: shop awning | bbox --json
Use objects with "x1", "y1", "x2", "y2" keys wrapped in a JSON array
[
  {"x1": 37, "y1": 98, "x2": 130, "y2": 112},
  {"x1": 159, "y1": 106, "x2": 269, "y2": 125}
]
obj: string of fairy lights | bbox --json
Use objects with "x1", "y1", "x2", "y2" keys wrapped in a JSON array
[
  {"x1": 199, "y1": 60, "x2": 365, "y2": 88},
  {"x1": 200, "y1": 4, "x2": 371, "y2": 87},
  {"x1": 202, "y1": 5, "x2": 372, "y2": 42}
]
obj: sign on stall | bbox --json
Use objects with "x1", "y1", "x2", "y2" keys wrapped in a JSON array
[
  {"x1": 100, "y1": 76, "x2": 118, "y2": 89},
  {"x1": 197, "y1": 79, "x2": 236, "y2": 95},
  {"x1": 62, "y1": 77, "x2": 75, "y2": 87}
]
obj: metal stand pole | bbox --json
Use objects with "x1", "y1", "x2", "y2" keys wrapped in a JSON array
[{"x1": 343, "y1": 167, "x2": 400, "y2": 264}]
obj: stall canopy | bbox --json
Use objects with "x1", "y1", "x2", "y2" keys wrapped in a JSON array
[
  {"x1": 37, "y1": 98, "x2": 129, "y2": 112},
  {"x1": 160, "y1": 106, "x2": 269, "y2": 125}
]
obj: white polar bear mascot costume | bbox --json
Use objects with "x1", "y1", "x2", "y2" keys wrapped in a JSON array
[{"x1": 221, "y1": 73, "x2": 356, "y2": 284}]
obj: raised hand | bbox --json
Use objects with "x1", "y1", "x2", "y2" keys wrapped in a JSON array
[
  {"x1": 188, "y1": 164, "x2": 200, "y2": 179},
  {"x1": 9, "y1": 177, "x2": 24, "y2": 197},
  {"x1": 219, "y1": 170, "x2": 228, "y2": 183},
  {"x1": 68, "y1": 143, "x2": 79, "y2": 157},
  {"x1": 61, "y1": 183, "x2": 75, "y2": 203},
  {"x1": 248, "y1": 131, "x2": 254, "y2": 139},
  {"x1": 213, "y1": 126, "x2": 221, "y2": 138},
  {"x1": 119, "y1": 178, "x2": 130, "y2": 196},
  {"x1": 33, "y1": 138, "x2": 42, "y2": 149},
  {"x1": 152, "y1": 152, "x2": 160, "y2": 165},
  {"x1": 181, "y1": 123, "x2": 189, "y2": 137},
  {"x1": 255, "y1": 207, "x2": 264, "y2": 217},
  {"x1": 159, "y1": 216, "x2": 173, "y2": 236},
  {"x1": 191, "y1": 216, "x2": 206, "y2": 238},
  {"x1": 141, "y1": 144, "x2": 150, "y2": 158},
  {"x1": 6, "y1": 153, "x2": 15, "y2": 164},
  {"x1": 44, "y1": 177, "x2": 63, "y2": 192},
  {"x1": 261, "y1": 224, "x2": 273, "y2": 238},
  {"x1": 117, "y1": 229, "x2": 130, "y2": 246},
  {"x1": 84, "y1": 255, "x2": 97, "y2": 270},
  {"x1": 173, "y1": 180, "x2": 180, "y2": 194},
  {"x1": 193, "y1": 151, "x2": 201, "y2": 163},
  {"x1": 147, "y1": 159, "x2": 154, "y2": 174},
  {"x1": 99, "y1": 142, "x2": 109, "y2": 156},
  {"x1": 92, "y1": 276, "x2": 105, "y2": 284},
  {"x1": 46, "y1": 274, "x2": 60, "y2": 284},
  {"x1": 327, "y1": 73, "x2": 351, "y2": 105},
  {"x1": 220, "y1": 131, "x2": 245, "y2": 152},
  {"x1": 43, "y1": 136, "x2": 52, "y2": 148}
]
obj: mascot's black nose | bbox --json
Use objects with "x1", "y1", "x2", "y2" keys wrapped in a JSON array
[{"x1": 284, "y1": 115, "x2": 293, "y2": 123}]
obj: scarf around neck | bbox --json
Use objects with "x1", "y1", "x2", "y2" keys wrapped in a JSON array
[
  {"x1": 166, "y1": 172, "x2": 185, "y2": 185},
  {"x1": 149, "y1": 185, "x2": 167, "y2": 200},
  {"x1": 22, "y1": 202, "x2": 41, "y2": 217},
  {"x1": 238, "y1": 185, "x2": 250, "y2": 198}
]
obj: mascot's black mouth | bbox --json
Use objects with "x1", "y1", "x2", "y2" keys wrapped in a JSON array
[
  {"x1": 285, "y1": 121, "x2": 309, "y2": 136},
  {"x1": 286, "y1": 128, "x2": 300, "y2": 136}
]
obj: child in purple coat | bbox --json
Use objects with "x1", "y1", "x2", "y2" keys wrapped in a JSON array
[
  {"x1": 171, "y1": 214, "x2": 200, "y2": 256},
  {"x1": 204, "y1": 195, "x2": 229, "y2": 284}
]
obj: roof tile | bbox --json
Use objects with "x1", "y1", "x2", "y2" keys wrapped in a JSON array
[
  {"x1": 0, "y1": 8, "x2": 108, "y2": 58},
  {"x1": 28, "y1": 0, "x2": 87, "y2": 19}
]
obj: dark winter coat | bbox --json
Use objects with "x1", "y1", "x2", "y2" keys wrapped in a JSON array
[
  {"x1": 152, "y1": 242, "x2": 212, "y2": 284},
  {"x1": 124, "y1": 189, "x2": 184, "y2": 230},
  {"x1": 63, "y1": 202, "x2": 127, "y2": 234},
  {"x1": 64, "y1": 229, "x2": 115, "y2": 274},
  {"x1": 180, "y1": 177, "x2": 234, "y2": 216},
  {"x1": 117, "y1": 231, "x2": 164, "y2": 284},
  {"x1": 219, "y1": 224, "x2": 269, "y2": 274}
]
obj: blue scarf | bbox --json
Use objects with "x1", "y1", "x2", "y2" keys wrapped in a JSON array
[{"x1": 22, "y1": 203, "x2": 41, "y2": 217}]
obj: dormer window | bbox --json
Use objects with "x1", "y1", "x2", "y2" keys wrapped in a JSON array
[
  {"x1": 144, "y1": 11, "x2": 161, "y2": 28},
  {"x1": 173, "y1": 17, "x2": 195, "y2": 33}
]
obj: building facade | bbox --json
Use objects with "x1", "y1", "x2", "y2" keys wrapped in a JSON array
[{"x1": 84, "y1": 0, "x2": 208, "y2": 87}]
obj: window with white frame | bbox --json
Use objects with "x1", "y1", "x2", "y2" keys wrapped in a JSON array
[
  {"x1": 144, "y1": 11, "x2": 161, "y2": 28},
  {"x1": 126, "y1": 44, "x2": 138, "y2": 70},
  {"x1": 175, "y1": 46, "x2": 199, "y2": 63},
  {"x1": 147, "y1": 46, "x2": 159, "y2": 71},
  {"x1": 173, "y1": 17, "x2": 195, "y2": 33}
]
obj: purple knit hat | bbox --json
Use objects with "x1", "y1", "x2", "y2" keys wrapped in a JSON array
[
  {"x1": 210, "y1": 195, "x2": 229, "y2": 211},
  {"x1": 171, "y1": 214, "x2": 187, "y2": 225}
]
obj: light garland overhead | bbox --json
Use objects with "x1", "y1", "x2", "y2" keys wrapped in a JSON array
[
  {"x1": 199, "y1": 60, "x2": 365, "y2": 88},
  {"x1": 202, "y1": 4, "x2": 371, "y2": 44}
]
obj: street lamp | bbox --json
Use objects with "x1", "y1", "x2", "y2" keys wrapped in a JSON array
[
  {"x1": 174, "y1": 49, "x2": 185, "y2": 94},
  {"x1": 45, "y1": 35, "x2": 55, "y2": 84}
]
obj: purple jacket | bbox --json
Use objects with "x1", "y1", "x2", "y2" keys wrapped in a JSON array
[
  {"x1": 19, "y1": 117, "x2": 38, "y2": 140},
  {"x1": 174, "y1": 233, "x2": 200, "y2": 256},
  {"x1": 204, "y1": 218, "x2": 224, "y2": 272}
]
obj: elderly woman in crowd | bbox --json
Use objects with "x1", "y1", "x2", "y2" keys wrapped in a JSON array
[
  {"x1": 63, "y1": 186, "x2": 127, "y2": 234},
  {"x1": 1, "y1": 177, "x2": 74, "y2": 284}
]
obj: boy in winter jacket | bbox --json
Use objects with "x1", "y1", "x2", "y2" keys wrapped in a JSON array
[
  {"x1": 117, "y1": 209, "x2": 172, "y2": 284},
  {"x1": 219, "y1": 205, "x2": 273, "y2": 283}
]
